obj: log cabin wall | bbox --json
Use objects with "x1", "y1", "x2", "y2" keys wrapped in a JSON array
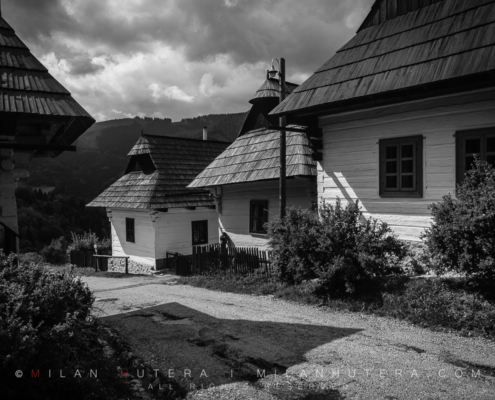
[
  {"x1": 219, "y1": 179, "x2": 316, "y2": 249},
  {"x1": 318, "y1": 89, "x2": 495, "y2": 241},
  {"x1": 154, "y1": 207, "x2": 219, "y2": 258},
  {"x1": 110, "y1": 209, "x2": 156, "y2": 266}
]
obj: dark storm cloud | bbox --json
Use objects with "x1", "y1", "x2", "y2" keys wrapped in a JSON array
[
  {"x1": 4, "y1": 0, "x2": 372, "y2": 72},
  {"x1": 1, "y1": 0, "x2": 374, "y2": 121},
  {"x1": 68, "y1": 55, "x2": 105, "y2": 76}
]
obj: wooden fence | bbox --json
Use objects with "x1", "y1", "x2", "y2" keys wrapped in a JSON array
[
  {"x1": 70, "y1": 249, "x2": 111, "y2": 271},
  {"x1": 169, "y1": 244, "x2": 273, "y2": 277}
]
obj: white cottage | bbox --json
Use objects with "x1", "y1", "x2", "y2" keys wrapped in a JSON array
[
  {"x1": 270, "y1": 0, "x2": 495, "y2": 242},
  {"x1": 188, "y1": 78, "x2": 319, "y2": 248},
  {"x1": 87, "y1": 134, "x2": 229, "y2": 272},
  {"x1": 0, "y1": 6, "x2": 94, "y2": 255}
]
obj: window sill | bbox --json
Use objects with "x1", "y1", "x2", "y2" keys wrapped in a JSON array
[
  {"x1": 379, "y1": 193, "x2": 423, "y2": 199},
  {"x1": 250, "y1": 233, "x2": 268, "y2": 238}
]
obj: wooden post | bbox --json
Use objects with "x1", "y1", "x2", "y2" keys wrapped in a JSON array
[
  {"x1": 94, "y1": 245, "x2": 99, "y2": 272},
  {"x1": 125, "y1": 257, "x2": 129, "y2": 275},
  {"x1": 279, "y1": 57, "x2": 287, "y2": 219}
]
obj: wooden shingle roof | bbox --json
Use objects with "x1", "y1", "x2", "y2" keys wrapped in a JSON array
[
  {"x1": 187, "y1": 127, "x2": 317, "y2": 188},
  {"x1": 0, "y1": 11, "x2": 94, "y2": 140},
  {"x1": 87, "y1": 135, "x2": 230, "y2": 209},
  {"x1": 271, "y1": 0, "x2": 495, "y2": 117},
  {"x1": 249, "y1": 78, "x2": 299, "y2": 104}
]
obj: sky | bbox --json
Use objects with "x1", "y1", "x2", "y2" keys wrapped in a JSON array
[{"x1": 3, "y1": 0, "x2": 373, "y2": 122}]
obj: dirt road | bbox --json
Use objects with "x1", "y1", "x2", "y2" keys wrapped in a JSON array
[{"x1": 84, "y1": 274, "x2": 495, "y2": 399}]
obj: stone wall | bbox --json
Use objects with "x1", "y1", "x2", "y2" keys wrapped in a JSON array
[{"x1": 108, "y1": 258, "x2": 154, "y2": 275}]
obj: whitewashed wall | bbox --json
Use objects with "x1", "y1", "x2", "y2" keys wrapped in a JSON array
[
  {"x1": 318, "y1": 94, "x2": 495, "y2": 241},
  {"x1": 219, "y1": 179, "x2": 317, "y2": 249},
  {"x1": 110, "y1": 209, "x2": 155, "y2": 266},
  {"x1": 154, "y1": 207, "x2": 219, "y2": 258},
  {"x1": 109, "y1": 207, "x2": 219, "y2": 266}
]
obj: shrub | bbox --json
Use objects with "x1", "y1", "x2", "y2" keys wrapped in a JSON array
[
  {"x1": 380, "y1": 278, "x2": 495, "y2": 336},
  {"x1": 0, "y1": 253, "x2": 130, "y2": 400},
  {"x1": 268, "y1": 200, "x2": 407, "y2": 297},
  {"x1": 267, "y1": 207, "x2": 320, "y2": 284},
  {"x1": 422, "y1": 158, "x2": 495, "y2": 279},
  {"x1": 40, "y1": 237, "x2": 68, "y2": 264},
  {"x1": 18, "y1": 252, "x2": 43, "y2": 265}
]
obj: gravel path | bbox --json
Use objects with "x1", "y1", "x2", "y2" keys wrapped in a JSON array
[{"x1": 83, "y1": 274, "x2": 495, "y2": 400}]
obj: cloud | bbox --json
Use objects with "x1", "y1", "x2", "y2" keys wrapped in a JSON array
[
  {"x1": 68, "y1": 55, "x2": 105, "y2": 75},
  {"x1": 2, "y1": 0, "x2": 374, "y2": 121},
  {"x1": 149, "y1": 83, "x2": 195, "y2": 103}
]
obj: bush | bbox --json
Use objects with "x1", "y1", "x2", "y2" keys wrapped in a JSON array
[
  {"x1": 422, "y1": 158, "x2": 495, "y2": 279},
  {"x1": 268, "y1": 200, "x2": 407, "y2": 297},
  {"x1": 380, "y1": 278, "x2": 495, "y2": 336},
  {"x1": 0, "y1": 253, "x2": 130, "y2": 400},
  {"x1": 40, "y1": 237, "x2": 68, "y2": 264},
  {"x1": 267, "y1": 207, "x2": 320, "y2": 284}
]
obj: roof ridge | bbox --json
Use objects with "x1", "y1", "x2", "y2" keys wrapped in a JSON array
[
  {"x1": 141, "y1": 134, "x2": 231, "y2": 144},
  {"x1": 293, "y1": 40, "x2": 495, "y2": 95},
  {"x1": 316, "y1": 18, "x2": 495, "y2": 75},
  {"x1": 342, "y1": 0, "x2": 495, "y2": 53}
]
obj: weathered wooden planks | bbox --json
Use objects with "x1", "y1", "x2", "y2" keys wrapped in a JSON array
[
  {"x1": 174, "y1": 243, "x2": 273, "y2": 277},
  {"x1": 188, "y1": 127, "x2": 317, "y2": 188},
  {"x1": 87, "y1": 135, "x2": 229, "y2": 209},
  {"x1": 271, "y1": 0, "x2": 495, "y2": 117}
]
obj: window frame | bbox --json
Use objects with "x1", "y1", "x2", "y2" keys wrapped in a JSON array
[
  {"x1": 191, "y1": 220, "x2": 209, "y2": 246},
  {"x1": 456, "y1": 128, "x2": 495, "y2": 184},
  {"x1": 249, "y1": 200, "x2": 269, "y2": 234},
  {"x1": 379, "y1": 135, "x2": 423, "y2": 198},
  {"x1": 125, "y1": 218, "x2": 135, "y2": 243}
]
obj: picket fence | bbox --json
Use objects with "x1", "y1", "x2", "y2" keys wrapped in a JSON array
[{"x1": 167, "y1": 244, "x2": 273, "y2": 276}]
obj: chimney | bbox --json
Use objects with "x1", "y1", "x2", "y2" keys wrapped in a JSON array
[{"x1": 203, "y1": 126, "x2": 208, "y2": 141}]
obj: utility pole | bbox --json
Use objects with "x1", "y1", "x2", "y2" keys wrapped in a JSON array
[{"x1": 279, "y1": 58, "x2": 287, "y2": 219}]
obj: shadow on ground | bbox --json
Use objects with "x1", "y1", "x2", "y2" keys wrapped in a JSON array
[{"x1": 102, "y1": 303, "x2": 361, "y2": 398}]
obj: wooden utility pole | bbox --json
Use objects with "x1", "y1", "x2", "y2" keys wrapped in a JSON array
[{"x1": 279, "y1": 58, "x2": 287, "y2": 219}]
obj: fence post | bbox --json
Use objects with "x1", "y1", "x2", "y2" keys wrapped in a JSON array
[{"x1": 125, "y1": 257, "x2": 129, "y2": 275}]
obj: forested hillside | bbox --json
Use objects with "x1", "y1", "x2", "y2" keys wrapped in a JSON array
[{"x1": 26, "y1": 112, "x2": 247, "y2": 201}]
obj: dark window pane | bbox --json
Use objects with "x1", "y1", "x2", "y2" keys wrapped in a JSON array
[
  {"x1": 386, "y1": 161, "x2": 397, "y2": 174},
  {"x1": 402, "y1": 175, "x2": 414, "y2": 189},
  {"x1": 487, "y1": 137, "x2": 495, "y2": 153},
  {"x1": 466, "y1": 156, "x2": 475, "y2": 170},
  {"x1": 386, "y1": 146, "x2": 397, "y2": 159},
  {"x1": 401, "y1": 144, "x2": 414, "y2": 158},
  {"x1": 402, "y1": 160, "x2": 414, "y2": 173},
  {"x1": 386, "y1": 176, "x2": 397, "y2": 189},
  {"x1": 465, "y1": 138, "x2": 481, "y2": 154},
  {"x1": 487, "y1": 155, "x2": 495, "y2": 167}
]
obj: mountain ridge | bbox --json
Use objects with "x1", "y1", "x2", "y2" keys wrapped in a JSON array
[{"x1": 26, "y1": 112, "x2": 247, "y2": 200}]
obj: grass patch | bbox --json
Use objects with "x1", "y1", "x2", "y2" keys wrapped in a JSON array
[{"x1": 178, "y1": 273, "x2": 495, "y2": 339}]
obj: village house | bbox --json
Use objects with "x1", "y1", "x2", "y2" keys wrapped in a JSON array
[
  {"x1": 87, "y1": 133, "x2": 230, "y2": 272},
  {"x1": 0, "y1": 5, "x2": 94, "y2": 254},
  {"x1": 269, "y1": 0, "x2": 495, "y2": 242},
  {"x1": 188, "y1": 78, "x2": 319, "y2": 248}
]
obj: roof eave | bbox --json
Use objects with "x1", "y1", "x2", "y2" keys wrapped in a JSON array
[{"x1": 270, "y1": 72, "x2": 495, "y2": 120}]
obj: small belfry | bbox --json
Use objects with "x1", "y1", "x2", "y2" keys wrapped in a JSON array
[{"x1": 0, "y1": 1, "x2": 95, "y2": 254}]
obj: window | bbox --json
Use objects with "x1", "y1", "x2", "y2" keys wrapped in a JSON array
[
  {"x1": 192, "y1": 220, "x2": 208, "y2": 245},
  {"x1": 250, "y1": 200, "x2": 269, "y2": 234},
  {"x1": 126, "y1": 218, "x2": 135, "y2": 243},
  {"x1": 456, "y1": 128, "x2": 495, "y2": 183},
  {"x1": 379, "y1": 135, "x2": 423, "y2": 197}
]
